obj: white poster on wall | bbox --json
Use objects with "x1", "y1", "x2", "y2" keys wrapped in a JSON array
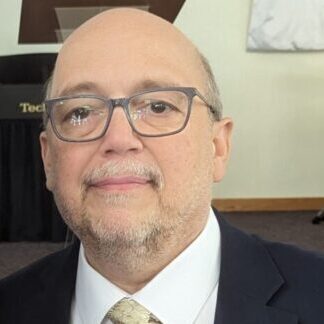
[{"x1": 247, "y1": 0, "x2": 324, "y2": 51}]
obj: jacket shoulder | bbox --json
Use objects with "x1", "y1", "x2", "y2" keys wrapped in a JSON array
[
  {"x1": 255, "y1": 235, "x2": 324, "y2": 314},
  {"x1": 0, "y1": 242, "x2": 77, "y2": 290},
  {"x1": 0, "y1": 240, "x2": 79, "y2": 322},
  {"x1": 258, "y1": 236, "x2": 324, "y2": 285}
]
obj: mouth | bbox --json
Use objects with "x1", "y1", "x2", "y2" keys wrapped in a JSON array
[{"x1": 89, "y1": 176, "x2": 152, "y2": 191}]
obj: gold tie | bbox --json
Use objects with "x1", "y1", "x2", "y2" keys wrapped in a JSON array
[{"x1": 106, "y1": 297, "x2": 162, "y2": 324}]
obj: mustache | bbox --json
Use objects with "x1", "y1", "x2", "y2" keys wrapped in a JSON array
[{"x1": 83, "y1": 160, "x2": 164, "y2": 190}]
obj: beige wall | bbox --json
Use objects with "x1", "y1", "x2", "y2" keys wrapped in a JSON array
[
  {"x1": 1, "y1": 1, "x2": 323, "y2": 198},
  {"x1": 175, "y1": 0, "x2": 324, "y2": 198}
]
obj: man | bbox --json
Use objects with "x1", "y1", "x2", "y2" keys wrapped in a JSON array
[{"x1": 0, "y1": 8, "x2": 324, "y2": 324}]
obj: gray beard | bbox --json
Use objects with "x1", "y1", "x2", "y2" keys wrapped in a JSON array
[
  {"x1": 51, "y1": 158, "x2": 211, "y2": 273},
  {"x1": 56, "y1": 190, "x2": 187, "y2": 273},
  {"x1": 52, "y1": 159, "x2": 190, "y2": 272}
]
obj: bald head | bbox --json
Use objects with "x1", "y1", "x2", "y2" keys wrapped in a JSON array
[
  {"x1": 62, "y1": 8, "x2": 196, "y2": 57},
  {"x1": 46, "y1": 8, "x2": 221, "y2": 121}
]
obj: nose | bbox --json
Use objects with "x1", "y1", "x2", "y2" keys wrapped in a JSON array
[{"x1": 98, "y1": 106, "x2": 144, "y2": 155}]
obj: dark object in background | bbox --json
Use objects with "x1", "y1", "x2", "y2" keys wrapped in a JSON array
[
  {"x1": 19, "y1": 0, "x2": 186, "y2": 44},
  {"x1": 0, "y1": 54, "x2": 56, "y2": 84},
  {"x1": 0, "y1": 53, "x2": 65, "y2": 242},
  {"x1": 312, "y1": 208, "x2": 324, "y2": 224},
  {"x1": 0, "y1": 119, "x2": 67, "y2": 242}
]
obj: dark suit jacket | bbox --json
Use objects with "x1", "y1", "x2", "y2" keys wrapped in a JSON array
[{"x1": 1, "y1": 211, "x2": 324, "y2": 324}]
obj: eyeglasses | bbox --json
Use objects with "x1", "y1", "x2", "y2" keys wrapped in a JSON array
[{"x1": 44, "y1": 87, "x2": 217, "y2": 142}]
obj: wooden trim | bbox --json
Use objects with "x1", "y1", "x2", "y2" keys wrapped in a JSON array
[{"x1": 212, "y1": 198, "x2": 324, "y2": 212}]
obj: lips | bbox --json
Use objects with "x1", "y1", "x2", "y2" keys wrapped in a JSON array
[{"x1": 89, "y1": 176, "x2": 151, "y2": 191}]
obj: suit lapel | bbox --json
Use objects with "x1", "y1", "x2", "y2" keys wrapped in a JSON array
[
  {"x1": 214, "y1": 211, "x2": 298, "y2": 324},
  {"x1": 18, "y1": 240, "x2": 80, "y2": 324}
]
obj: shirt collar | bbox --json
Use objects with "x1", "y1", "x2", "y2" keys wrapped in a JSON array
[
  {"x1": 74, "y1": 207, "x2": 221, "y2": 324},
  {"x1": 74, "y1": 249, "x2": 129, "y2": 323}
]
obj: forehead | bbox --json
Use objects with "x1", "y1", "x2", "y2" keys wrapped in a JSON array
[{"x1": 51, "y1": 10, "x2": 205, "y2": 97}]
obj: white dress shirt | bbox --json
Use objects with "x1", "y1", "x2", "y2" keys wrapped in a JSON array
[{"x1": 70, "y1": 208, "x2": 221, "y2": 324}]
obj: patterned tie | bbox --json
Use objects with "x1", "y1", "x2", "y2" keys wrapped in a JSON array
[{"x1": 106, "y1": 297, "x2": 162, "y2": 324}]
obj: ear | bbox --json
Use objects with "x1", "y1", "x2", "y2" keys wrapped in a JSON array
[
  {"x1": 212, "y1": 117, "x2": 233, "y2": 182},
  {"x1": 39, "y1": 131, "x2": 54, "y2": 191}
]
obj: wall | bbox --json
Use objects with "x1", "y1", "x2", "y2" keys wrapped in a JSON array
[
  {"x1": 1, "y1": 0, "x2": 323, "y2": 199},
  {"x1": 0, "y1": 0, "x2": 60, "y2": 55},
  {"x1": 175, "y1": 0, "x2": 324, "y2": 198}
]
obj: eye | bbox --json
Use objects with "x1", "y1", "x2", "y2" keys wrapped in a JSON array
[
  {"x1": 129, "y1": 95, "x2": 183, "y2": 121},
  {"x1": 65, "y1": 106, "x2": 93, "y2": 125},
  {"x1": 148, "y1": 101, "x2": 177, "y2": 114},
  {"x1": 72, "y1": 107, "x2": 91, "y2": 119}
]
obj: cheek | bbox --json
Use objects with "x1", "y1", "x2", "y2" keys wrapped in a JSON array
[
  {"x1": 50, "y1": 146, "x2": 90, "y2": 191},
  {"x1": 154, "y1": 134, "x2": 211, "y2": 193}
]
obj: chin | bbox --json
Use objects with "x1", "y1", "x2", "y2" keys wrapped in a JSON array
[{"x1": 84, "y1": 206, "x2": 150, "y2": 235}]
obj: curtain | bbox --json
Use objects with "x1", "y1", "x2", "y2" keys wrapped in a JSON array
[{"x1": 0, "y1": 119, "x2": 66, "y2": 241}]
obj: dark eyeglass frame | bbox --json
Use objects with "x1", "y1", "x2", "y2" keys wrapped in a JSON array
[{"x1": 44, "y1": 86, "x2": 218, "y2": 142}]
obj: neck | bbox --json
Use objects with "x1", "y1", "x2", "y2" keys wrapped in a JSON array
[{"x1": 83, "y1": 214, "x2": 208, "y2": 294}]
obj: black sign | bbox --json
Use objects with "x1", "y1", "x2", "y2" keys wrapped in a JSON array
[
  {"x1": 0, "y1": 84, "x2": 44, "y2": 119},
  {"x1": 0, "y1": 54, "x2": 56, "y2": 84}
]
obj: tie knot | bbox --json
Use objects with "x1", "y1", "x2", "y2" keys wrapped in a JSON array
[{"x1": 106, "y1": 297, "x2": 162, "y2": 324}]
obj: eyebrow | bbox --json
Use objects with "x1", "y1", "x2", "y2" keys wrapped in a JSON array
[
  {"x1": 56, "y1": 82, "x2": 101, "y2": 97},
  {"x1": 56, "y1": 79, "x2": 184, "y2": 98},
  {"x1": 134, "y1": 79, "x2": 182, "y2": 91}
]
